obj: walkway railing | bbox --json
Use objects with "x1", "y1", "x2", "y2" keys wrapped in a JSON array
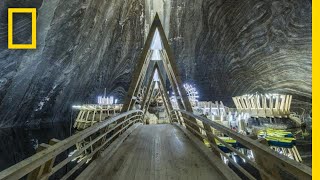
[
  {"x1": 171, "y1": 109, "x2": 312, "y2": 180},
  {"x1": 0, "y1": 110, "x2": 144, "y2": 180}
]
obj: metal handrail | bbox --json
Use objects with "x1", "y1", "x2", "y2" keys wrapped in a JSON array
[
  {"x1": 0, "y1": 110, "x2": 144, "y2": 180},
  {"x1": 172, "y1": 109, "x2": 312, "y2": 180}
]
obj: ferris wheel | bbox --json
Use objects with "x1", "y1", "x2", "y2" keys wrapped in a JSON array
[
  {"x1": 183, "y1": 83, "x2": 199, "y2": 106},
  {"x1": 170, "y1": 84, "x2": 199, "y2": 108}
]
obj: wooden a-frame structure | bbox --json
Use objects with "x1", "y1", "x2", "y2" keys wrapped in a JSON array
[{"x1": 121, "y1": 13, "x2": 200, "y2": 132}]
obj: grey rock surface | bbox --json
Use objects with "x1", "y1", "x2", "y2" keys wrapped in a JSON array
[
  {"x1": 0, "y1": 0, "x2": 145, "y2": 127},
  {"x1": 169, "y1": 0, "x2": 311, "y2": 114}
]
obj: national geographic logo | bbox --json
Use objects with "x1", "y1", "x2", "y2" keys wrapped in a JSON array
[{"x1": 7, "y1": 8, "x2": 37, "y2": 49}]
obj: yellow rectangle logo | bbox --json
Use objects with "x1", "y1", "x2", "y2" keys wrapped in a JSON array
[{"x1": 8, "y1": 8, "x2": 37, "y2": 49}]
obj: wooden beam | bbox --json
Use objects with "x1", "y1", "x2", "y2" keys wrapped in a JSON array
[
  {"x1": 27, "y1": 144, "x2": 50, "y2": 180},
  {"x1": 157, "y1": 82, "x2": 171, "y2": 122},
  {"x1": 130, "y1": 52, "x2": 152, "y2": 110},
  {"x1": 121, "y1": 16, "x2": 158, "y2": 113},
  {"x1": 143, "y1": 82, "x2": 156, "y2": 118},
  {"x1": 140, "y1": 63, "x2": 157, "y2": 109},
  {"x1": 159, "y1": 51, "x2": 186, "y2": 110},
  {"x1": 156, "y1": 65, "x2": 175, "y2": 122}
]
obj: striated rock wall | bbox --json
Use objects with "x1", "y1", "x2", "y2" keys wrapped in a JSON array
[
  {"x1": 169, "y1": 0, "x2": 312, "y2": 113},
  {"x1": 144, "y1": 0, "x2": 171, "y2": 36},
  {"x1": 0, "y1": 0, "x2": 145, "y2": 127},
  {"x1": 0, "y1": 0, "x2": 312, "y2": 127}
]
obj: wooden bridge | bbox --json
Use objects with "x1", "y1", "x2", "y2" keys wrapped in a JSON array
[{"x1": 0, "y1": 14, "x2": 312, "y2": 180}]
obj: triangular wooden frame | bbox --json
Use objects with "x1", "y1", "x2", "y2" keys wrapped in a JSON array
[
  {"x1": 121, "y1": 13, "x2": 200, "y2": 133},
  {"x1": 141, "y1": 63, "x2": 173, "y2": 122}
]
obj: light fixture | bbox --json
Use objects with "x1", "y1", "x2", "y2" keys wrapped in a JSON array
[
  {"x1": 72, "y1": 105, "x2": 82, "y2": 109},
  {"x1": 98, "y1": 96, "x2": 117, "y2": 105}
]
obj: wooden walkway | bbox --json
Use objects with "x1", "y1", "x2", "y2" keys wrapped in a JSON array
[
  {"x1": 0, "y1": 110, "x2": 311, "y2": 179},
  {"x1": 77, "y1": 124, "x2": 228, "y2": 180}
]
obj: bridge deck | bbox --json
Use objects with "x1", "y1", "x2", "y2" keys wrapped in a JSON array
[{"x1": 77, "y1": 124, "x2": 226, "y2": 180}]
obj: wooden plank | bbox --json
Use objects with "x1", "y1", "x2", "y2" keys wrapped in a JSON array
[
  {"x1": 288, "y1": 95, "x2": 292, "y2": 112},
  {"x1": 279, "y1": 95, "x2": 286, "y2": 115},
  {"x1": 156, "y1": 63, "x2": 174, "y2": 112},
  {"x1": 174, "y1": 123, "x2": 242, "y2": 180},
  {"x1": 38, "y1": 139, "x2": 60, "y2": 180},
  {"x1": 266, "y1": 95, "x2": 273, "y2": 117},
  {"x1": 27, "y1": 144, "x2": 50, "y2": 180},
  {"x1": 157, "y1": 80, "x2": 172, "y2": 122},
  {"x1": 159, "y1": 86, "x2": 171, "y2": 121},
  {"x1": 130, "y1": 52, "x2": 152, "y2": 110},
  {"x1": 250, "y1": 96, "x2": 258, "y2": 117},
  {"x1": 140, "y1": 63, "x2": 157, "y2": 109},
  {"x1": 244, "y1": 96, "x2": 251, "y2": 113},
  {"x1": 143, "y1": 82, "x2": 156, "y2": 118},
  {"x1": 76, "y1": 123, "x2": 141, "y2": 180},
  {"x1": 240, "y1": 97, "x2": 247, "y2": 111},
  {"x1": 78, "y1": 124, "x2": 229, "y2": 180},
  {"x1": 233, "y1": 97, "x2": 240, "y2": 110},
  {"x1": 159, "y1": 51, "x2": 186, "y2": 110},
  {"x1": 274, "y1": 94, "x2": 280, "y2": 117}
]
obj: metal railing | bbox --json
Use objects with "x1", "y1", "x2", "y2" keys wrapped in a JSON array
[
  {"x1": 171, "y1": 109, "x2": 312, "y2": 180},
  {"x1": 0, "y1": 110, "x2": 144, "y2": 180}
]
